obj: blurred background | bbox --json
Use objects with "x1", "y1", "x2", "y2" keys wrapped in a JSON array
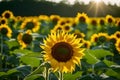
[{"x1": 0, "y1": 0, "x2": 120, "y2": 17}]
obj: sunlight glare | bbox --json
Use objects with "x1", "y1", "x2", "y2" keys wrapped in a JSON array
[
  {"x1": 46, "y1": 0, "x2": 120, "y2": 6},
  {"x1": 94, "y1": 0, "x2": 101, "y2": 3}
]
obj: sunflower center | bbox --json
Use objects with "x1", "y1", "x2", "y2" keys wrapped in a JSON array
[
  {"x1": 60, "y1": 22, "x2": 66, "y2": 25},
  {"x1": 99, "y1": 36, "x2": 106, "y2": 42},
  {"x1": 52, "y1": 18, "x2": 59, "y2": 23},
  {"x1": 94, "y1": 37, "x2": 98, "y2": 42},
  {"x1": 118, "y1": 43, "x2": 120, "y2": 48},
  {"x1": 100, "y1": 20, "x2": 105, "y2": 25},
  {"x1": 84, "y1": 43, "x2": 88, "y2": 48},
  {"x1": 0, "y1": 27, "x2": 8, "y2": 35},
  {"x1": 51, "y1": 42, "x2": 73, "y2": 62},
  {"x1": 108, "y1": 18, "x2": 113, "y2": 23},
  {"x1": 66, "y1": 20, "x2": 70, "y2": 23},
  {"x1": 1, "y1": 20, "x2": 6, "y2": 24},
  {"x1": 79, "y1": 16, "x2": 85, "y2": 23},
  {"x1": 5, "y1": 13, "x2": 10, "y2": 18},
  {"x1": 22, "y1": 34, "x2": 32, "y2": 44},
  {"x1": 116, "y1": 34, "x2": 120, "y2": 38},
  {"x1": 118, "y1": 22, "x2": 120, "y2": 27},
  {"x1": 26, "y1": 22, "x2": 35, "y2": 29},
  {"x1": 65, "y1": 26, "x2": 70, "y2": 30},
  {"x1": 91, "y1": 20, "x2": 97, "y2": 26}
]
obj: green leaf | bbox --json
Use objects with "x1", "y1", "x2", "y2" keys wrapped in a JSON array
[
  {"x1": 103, "y1": 59, "x2": 116, "y2": 67},
  {"x1": 11, "y1": 49, "x2": 32, "y2": 55},
  {"x1": 11, "y1": 49, "x2": 42, "y2": 58},
  {"x1": 94, "y1": 61, "x2": 108, "y2": 70},
  {"x1": 89, "y1": 49, "x2": 113, "y2": 59},
  {"x1": 64, "y1": 71, "x2": 82, "y2": 80},
  {"x1": 84, "y1": 50, "x2": 100, "y2": 64},
  {"x1": 7, "y1": 69, "x2": 19, "y2": 75},
  {"x1": 0, "y1": 72, "x2": 6, "y2": 77},
  {"x1": 16, "y1": 65, "x2": 31, "y2": 77},
  {"x1": 20, "y1": 56, "x2": 40, "y2": 67},
  {"x1": 79, "y1": 74, "x2": 95, "y2": 80},
  {"x1": 107, "y1": 27, "x2": 117, "y2": 35},
  {"x1": 105, "y1": 69, "x2": 120, "y2": 79},
  {"x1": 24, "y1": 74, "x2": 45, "y2": 80},
  {"x1": 25, "y1": 53, "x2": 43, "y2": 58},
  {"x1": 7, "y1": 55, "x2": 19, "y2": 65},
  {"x1": 24, "y1": 65, "x2": 45, "y2": 80},
  {"x1": 5, "y1": 39, "x2": 19, "y2": 49},
  {"x1": 0, "y1": 69, "x2": 19, "y2": 77},
  {"x1": 111, "y1": 65, "x2": 120, "y2": 74}
]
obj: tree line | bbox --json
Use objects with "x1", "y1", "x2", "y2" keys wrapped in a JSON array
[{"x1": 0, "y1": 0, "x2": 120, "y2": 17}]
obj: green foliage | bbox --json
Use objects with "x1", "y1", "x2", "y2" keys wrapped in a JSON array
[
  {"x1": 0, "y1": 9, "x2": 120, "y2": 80},
  {"x1": 64, "y1": 71, "x2": 82, "y2": 80},
  {"x1": 24, "y1": 74, "x2": 45, "y2": 80},
  {"x1": 84, "y1": 49, "x2": 114, "y2": 64}
]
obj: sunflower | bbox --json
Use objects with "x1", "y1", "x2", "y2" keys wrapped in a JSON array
[
  {"x1": 83, "y1": 40, "x2": 91, "y2": 49},
  {"x1": 53, "y1": 24, "x2": 63, "y2": 32},
  {"x1": 40, "y1": 31, "x2": 85, "y2": 73},
  {"x1": 39, "y1": 15, "x2": 50, "y2": 21},
  {"x1": 75, "y1": 12, "x2": 89, "y2": 24},
  {"x1": 115, "y1": 39, "x2": 120, "y2": 53},
  {"x1": 50, "y1": 15, "x2": 61, "y2": 24},
  {"x1": 9, "y1": 17, "x2": 17, "y2": 25},
  {"x1": 114, "y1": 31, "x2": 120, "y2": 39},
  {"x1": 0, "y1": 17, "x2": 8, "y2": 25},
  {"x1": 16, "y1": 16, "x2": 23, "y2": 21},
  {"x1": 21, "y1": 18, "x2": 40, "y2": 32},
  {"x1": 74, "y1": 30, "x2": 85, "y2": 39},
  {"x1": 57, "y1": 18, "x2": 67, "y2": 26},
  {"x1": 65, "y1": 17, "x2": 74, "y2": 24},
  {"x1": 109, "y1": 34, "x2": 118, "y2": 43},
  {"x1": 98, "y1": 32, "x2": 109, "y2": 42},
  {"x1": 98, "y1": 18, "x2": 106, "y2": 26},
  {"x1": 2, "y1": 10, "x2": 14, "y2": 19},
  {"x1": 90, "y1": 33, "x2": 98, "y2": 43},
  {"x1": 62, "y1": 23, "x2": 73, "y2": 32},
  {"x1": 105, "y1": 15, "x2": 115, "y2": 25},
  {"x1": 115, "y1": 18, "x2": 120, "y2": 23},
  {"x1": 17, "y1": 30, "x2": 33, "y2": 49},
  {"x1": 90, "y1": 18, "x2": 98, "y2": 26},
  {"x1": 71, "y1": 21, "x2": 77, "y2": 28},
  {"x1": 79, "y1": 38, "x2": 85, "y2": 43},
  {"x1": 115, "y1": 20, "x2": 120, "y2": 27},
  {"x1": 0, "y1": 24, "x2": 12, "y2": 38}
]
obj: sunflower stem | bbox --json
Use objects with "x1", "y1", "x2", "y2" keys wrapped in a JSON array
[
  {"x1": 17, "y1": 76, "x2": 20, "y2": 80},
  {"x1": 45, "y1": 67, "x2": 49, "y2": 80},
  {"x1": 0, "y1": 35, "x2": 3, "y2": 71},
  {"x1": 59, "y1": 71, "x2": 63, "y2": 80},
  {"x1": 101, "y1": 43, "x2": 104, "y2": 49},
  {"x1": 92, "y1": 64, "x2": 95, "y2": 74},
  {"x1": 29, "y1": 40, "x2": 34, "y2": 51}
]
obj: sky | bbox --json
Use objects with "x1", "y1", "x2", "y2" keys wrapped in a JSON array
[{"x1": 47, "y1": 0, "x2": 120, "y2": 6}]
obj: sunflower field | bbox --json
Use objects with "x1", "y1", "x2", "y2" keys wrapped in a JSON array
[{"x1": 0, "y1": 10, "x2": 120, "y2": 80}]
